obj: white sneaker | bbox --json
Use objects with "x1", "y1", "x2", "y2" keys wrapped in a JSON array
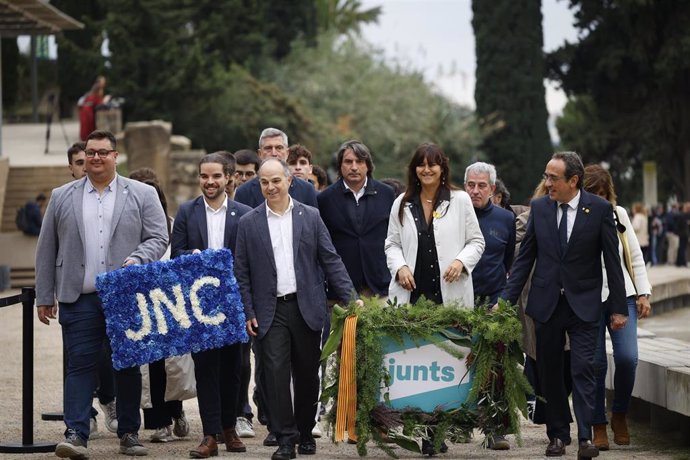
[
  {"x1": 99, "y1": 400, "x2": 118, "y2": 433},
  {"x1": 235, "y1": 417, "x2": 255, "y2": 438},
  {"x1": 312, "y1": 421, "x2": 322, "y2": 438},
  {"x1": 172, "y1": 410, "x2": 189, "y2": 438},
  {"x1": 150, "y1": 426, "x2": 174, "y2": 443}
]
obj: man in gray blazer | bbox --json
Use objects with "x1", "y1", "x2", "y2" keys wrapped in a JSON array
[
  {"x1": 234, "y1": 159, "x2": 359, "y2": 460},
  {"x1": 36, "y1": 130, "x2": 169, "y2": 459}
]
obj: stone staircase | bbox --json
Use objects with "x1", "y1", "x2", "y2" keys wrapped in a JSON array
[{"x1": 1, "y1": 165, "x2": 73, "y2": 233}]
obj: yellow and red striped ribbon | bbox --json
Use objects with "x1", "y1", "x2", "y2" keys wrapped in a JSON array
[{"x1": 335, "y1": 314, "x2": 358, "y2": 443}]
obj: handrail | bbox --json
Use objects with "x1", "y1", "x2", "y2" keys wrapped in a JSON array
[{"x1": 0, "y1": 288, "x2": 56, "y2": 453}]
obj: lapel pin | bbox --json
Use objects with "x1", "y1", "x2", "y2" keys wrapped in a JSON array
[
  {"x1": 231, "y1": 211, "x2": 236, "y2": 216},
  {"x1": 582, "y1": 207, "x2": 590, "y2": 213}
]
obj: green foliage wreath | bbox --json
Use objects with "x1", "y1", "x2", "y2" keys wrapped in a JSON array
[{"x1": 321, "y1": 297, "x2": 531, "y2": 457}]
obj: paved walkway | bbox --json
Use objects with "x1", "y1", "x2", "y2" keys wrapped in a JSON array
[
  {"x1": 0, "y1": 121, "x2": 80, "y2": 167},
  {"x1": 1, "y1": 270, "x2": 689, "y2": 459}
]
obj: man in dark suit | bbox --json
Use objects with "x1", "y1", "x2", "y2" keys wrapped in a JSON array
[
  {"x1": 499, "y1": 152, "x2": 628, "y2": 458},
  {"x1": 317, "y1": 140, "x2": 395, "y2": 297},
  {"x1": 171, "y1": 152, "x2": 252, "y2": 458},
  {"x1": 234, "y1": 158, "x2": 360, "y2": 460},
  {"x1": 234, "y1": 128, "x2": 318, "y2": 208}
]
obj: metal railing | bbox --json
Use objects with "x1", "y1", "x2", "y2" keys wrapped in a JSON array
[{"x1": 0, "y1": 288, "x2": 56, "y2": 453}]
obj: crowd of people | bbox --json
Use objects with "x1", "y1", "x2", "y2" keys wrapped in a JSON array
[{"x1": 34, "y1": 127, "x2": 658, "y2": 460}]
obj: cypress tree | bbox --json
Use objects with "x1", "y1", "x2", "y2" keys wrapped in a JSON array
[{"x1": 472, "y1": 0, "x2": 552, "y2": 203}]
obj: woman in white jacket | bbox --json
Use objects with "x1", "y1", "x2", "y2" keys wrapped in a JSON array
[
  {"x1": 583, "y1": 165, "x2": 652, "y2": 451},
  {"x1": 385, "y1": 143, "x2": 485, "y2": 309}
]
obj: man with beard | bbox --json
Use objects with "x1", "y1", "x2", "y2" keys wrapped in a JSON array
[{"x1": 171, "y1": 152, "x2": 252, "y2": 458}]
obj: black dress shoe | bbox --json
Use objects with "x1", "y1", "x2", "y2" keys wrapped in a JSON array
[
  {"x1": 297, "y1": 439, "x2": 316, "y2": 455},
  {"x1": 263, "y1": 432, "x2": 278, "y2": 446},
  {"x1": 298, "y1": 433, "x2": 316, "y2": 455},
  {"x1": 577, "y1": 440, "x2": 599, "y2": 459},
  {"x1": 271, "y1": 444, "x2": 296, "y2": 460},
  {"x1": 545, "y1": 438, "x2": 566, "y2": 457}
]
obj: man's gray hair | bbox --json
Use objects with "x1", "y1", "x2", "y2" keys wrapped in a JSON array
[
  {"x1": 464, "y1": 161, "x2": 497, "y2": 185},
  {"x1": 259, "y1": 157, "x2": 292, "y2": 178},
  {"x1": 258, "y1": 128, "x2": 288, "y2": 148}
]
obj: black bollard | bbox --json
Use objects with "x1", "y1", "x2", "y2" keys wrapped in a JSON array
[{"x1": 0, "y1": 287, "x2": 56, "y2": 453}]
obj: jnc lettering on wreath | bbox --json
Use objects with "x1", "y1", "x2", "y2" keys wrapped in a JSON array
[{"x1": 96, "y1": 249, "x2": 247, "y2": 370}]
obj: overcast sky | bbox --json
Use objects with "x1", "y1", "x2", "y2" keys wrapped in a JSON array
[{"x1": 359, "y1": 0, "x2": 579, "y2": 117}]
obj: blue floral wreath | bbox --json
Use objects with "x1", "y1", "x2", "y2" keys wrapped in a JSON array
[{"x1": 96, "y1": 249, "x2": 248, "y2": 370}]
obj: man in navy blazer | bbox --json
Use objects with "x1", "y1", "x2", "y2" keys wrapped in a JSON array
[
  {"x1": 500, "y1": 152, "x2": 627, "y2": 459},
  {"x1": 234, "y1": 127, "x2": 318, "y2": 209},
  {"x1": 234, "y1": 159, "x2": 359, "y2": 460},
  {"x1": 317, "y1": 140, "x2": 395, "y2": 297},
  {"x1": 171, "y1": 152, "x2": 252, "y2": 458}
]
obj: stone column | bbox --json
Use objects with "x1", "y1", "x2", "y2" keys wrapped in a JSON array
[{"x1": 124, "y1": 120, "x2": 172, "y2": 190}]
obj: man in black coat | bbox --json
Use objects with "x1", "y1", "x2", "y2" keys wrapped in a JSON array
[{"x1": 317, "y1": 140, "x2": 395, "y2": 297}]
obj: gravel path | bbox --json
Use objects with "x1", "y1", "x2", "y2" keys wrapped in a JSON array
[{"x1": 0, "y1": 289, "x2": 687, "y2": 459}]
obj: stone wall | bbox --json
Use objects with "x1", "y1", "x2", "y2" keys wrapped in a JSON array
[{"x1": 169, "y1": 150, "x2": 206, "y2": 216}]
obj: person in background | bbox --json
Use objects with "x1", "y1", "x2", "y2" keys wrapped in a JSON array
[
  {"x1": 217, "y1": 151, "x2": 238, "y2": 200},
  {"x1": 79, "y1": 76, "x2": 110, "y2": 141},
  {"x1": 309, "y1": 165, "x2": 328, "y2": 192},
  {"x1": 233, "y1": 150, "x2": 260, "y2": 187},
  {"x1": 582, "y1": 164, "x2": 652, "y2": 451},
  {"x1": 234, "y1": 128, "x2": 317, "y2": 209},
  {"x1": 665, "y1": 203, "x2": 679, "y2": 265},
  {"x1": 631, "y1": 202, "x2": 650, "y2": 264},
  {"x1": 286, "y1": 144, "x2": 313, "y2": 182},
  {"x1": 380, "y1": 177, "x2": 405, "y2": 197},
  {"x1": 650, "y1": 205, "x2": 665, "y2": 265},
  {"x1": 675, "y1": 202, "x2": 690, "y2": 267},
  {"x1": 385, "y1": 143, "x2": 485, "y2": 456},
  {"x1": 129, "y1": 168, "x2": 190, "y2": 444},
  {"x1": 464, "y1": 162, "x2": 516, "y2": 450},
  {"x1": 68, "y1": 142, "x2": 87, "y2": 180},
  {"x1": 20, "y1": 193, "x2": 46, "y2": 236}
]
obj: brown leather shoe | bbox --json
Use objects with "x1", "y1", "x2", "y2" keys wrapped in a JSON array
[
  {"x1": 610, "y1": 412, "x2": 630, "y2": 445},
  {"x1": 592, "y1": 424, "x2": 609, "y2": 450},
  {"x1": 222, "y1": 427, "x2": 247, "y2": 453},
  {"x1": 545, "y1": 438, "x2": 566, "y2": 457},
  {"x1": 577, "y1": 440, "x2": 599, "y2": 458},
  {"x1": 189, "y1": 435, "x2": 218, "y2": 458}
]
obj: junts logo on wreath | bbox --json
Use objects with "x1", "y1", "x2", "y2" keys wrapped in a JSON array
[
  {"x1": 96, "y1": 249, "x2": 248, "y2": 370},
  {"x1": 381, "y1": 333, "x2": 472, "y2": 412}
]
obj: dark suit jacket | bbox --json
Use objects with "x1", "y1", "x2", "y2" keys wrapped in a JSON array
[
  {"x1": 501, "y1": 191, "x2": 627, "y2": 323},
  {"x1": 171, "y1": 196, "x2": 252, "y2": 257},
  {"x1": 234, "y1": 200, "x2": 355, "y2": 339},
  {"x1": 234, "y1": 176, "x2": 318, "y2": 209},
  {"x1": 317, "y1": 178, "x2": 395, "y2": 296}
]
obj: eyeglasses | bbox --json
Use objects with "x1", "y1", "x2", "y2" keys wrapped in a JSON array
[
  {"x1": 235, "y1": 171, "x2": 256, "y2": 178},
  {"x1": 542, "y1": 173, "x2": 566, "y2": 182},
  {"x1": 85, "y1": 149, "x2": 116, "y2": 158}
]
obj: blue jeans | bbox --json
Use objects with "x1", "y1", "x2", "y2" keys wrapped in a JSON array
[
  {"x1": 593, "y1": 296, "x2": 638, "y2": 424},
  {"x1": 59, "y1": 293, "x2": 142, "y2": 443}
]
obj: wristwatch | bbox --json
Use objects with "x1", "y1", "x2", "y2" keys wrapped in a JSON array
[{"x1": 638, "y1": 293, "x2": 650, "y2": 299}]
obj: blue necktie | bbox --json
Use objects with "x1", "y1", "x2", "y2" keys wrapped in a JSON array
[{"x1": 559, "y1": 203, "x2": 569, "y2": 256}]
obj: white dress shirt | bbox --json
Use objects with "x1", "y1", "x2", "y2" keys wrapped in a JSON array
[
  {"x1": 557, "y1": 190, "x2": 581, "y2": 243},
  {"x1": 205, "y1": 195, "x2": 228, "y2": 250},
  {"x1": 344, "y1": 177, "x2": 368, "y2": 204},
  {"x1": 82, "y1": 177, "x2": 117, "y2": 293},
  {"x1": 266, "y1": 197, "x2": 297, "y2": 296}
]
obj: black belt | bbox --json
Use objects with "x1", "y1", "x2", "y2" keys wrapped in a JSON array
[{"x1": 277, "y1": 293, "x2": 297, "y2": 302}]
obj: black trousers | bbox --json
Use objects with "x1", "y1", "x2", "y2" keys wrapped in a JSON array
[
  {"x1": 143, "y1": 359, "x2": 183, "y2": 429},
  {"x1": 192, "y1": 343, "x2": 241, "y2": 435},
  {"x1": 534, "y1": 295, "x2": 598, "y2": 442},
  {"x1": 237, "y1": 340, "x2": 253, "y2": 420},
  {"x1": 260, "y1": 298, "x2": 321, "y2": 446}
]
